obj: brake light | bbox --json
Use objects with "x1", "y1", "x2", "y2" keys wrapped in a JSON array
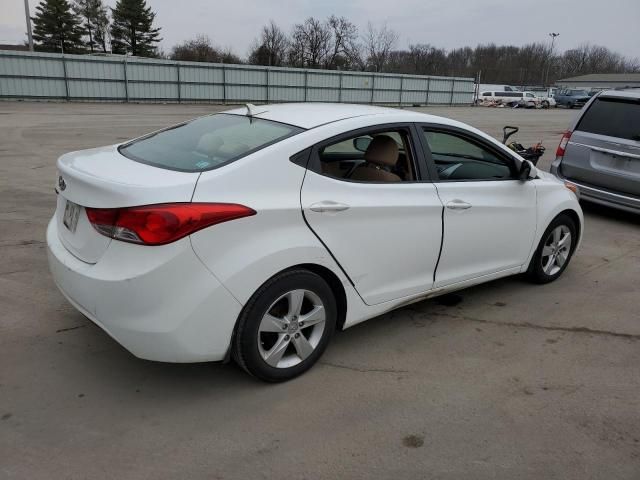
[
  {"x1": 555, "y1": 131, "x2": 572, "y2": 158},
  {"x1": 85, "y1": 203, "x2": 256, "y2": 245}
]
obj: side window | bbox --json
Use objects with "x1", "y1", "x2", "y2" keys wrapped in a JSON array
[
  {"x1": 481, "y1": 92, "x2": 492, "y2": 97},
  {"x1": 422, "y1": 129, "x2": 515, "y2": 181},
  {"x1": 317, "y1": 129, "x2": 417, "y2": 182}
]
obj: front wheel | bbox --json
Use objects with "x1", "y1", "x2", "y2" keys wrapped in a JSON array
[
  {"x1": 526, "y1": 214, "x2": 577, "y2": 284},
  {"x1": 232, "y1": 269, "x2": 337, "y2": 382}
]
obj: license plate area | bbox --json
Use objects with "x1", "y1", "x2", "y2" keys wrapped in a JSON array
[{"x1": 63, "y1": 200, "x2": 81, "y2": 233}]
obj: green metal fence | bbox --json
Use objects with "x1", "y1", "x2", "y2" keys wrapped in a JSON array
[{"x1": 0, "y1": 50, "x2": 475, "y2": 105}]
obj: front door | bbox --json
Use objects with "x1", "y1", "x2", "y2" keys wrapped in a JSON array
[{"x1": 418, "y1": 126, "x2": 537, "y2": 287}]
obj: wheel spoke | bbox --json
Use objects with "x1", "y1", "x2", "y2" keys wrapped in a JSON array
[
  {"x1": 558, "y1": 232, "x2": 571, "y2": 248},
  {"x1": 543, "y1": 255, "x2": 555, "y2": 274},
  {"x1": 287, "y1": 290, "x2": 305, "y2": 317},
  {"x1": 542, "y1": 245, "x2": 553, "y2": 257},
  {"x1": 556, "y1": 249, "x2": 569, "y2": 266},
  {"x1": 292, "y1": 334, "x2": 314, "y2": 360},
  {"x1": 263, "y1": 334, "x2": 290, "y2": 367},
  {"x1": 553, "y1": 227, "x2": 561, "y2": 243},
  {"x1": 299, "y1": 305, "x2": 325, "y2": 328},
  {"x1": 260, "y1": 314, "x2": 287, "y2": 333}
]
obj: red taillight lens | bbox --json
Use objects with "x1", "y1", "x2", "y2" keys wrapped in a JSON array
[
  {"x1": 555, "y1": 130, "x2": 572, "y2": 158},
  {"x1": 86, "y1": 203, "x2": 256, "y2": 245}
]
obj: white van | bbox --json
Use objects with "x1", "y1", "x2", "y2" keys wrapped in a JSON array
[{"x1": 478, "y1": 91, "x2": 541, "y2": 108}]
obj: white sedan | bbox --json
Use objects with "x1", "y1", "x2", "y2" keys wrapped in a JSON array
[{"x1": 47, "y1": 103, "x2": 583, "y2": 381}]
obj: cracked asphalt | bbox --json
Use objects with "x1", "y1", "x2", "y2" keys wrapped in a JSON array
[{"x1": 1, "y1": 102, "x2": 639, "y2": 479}]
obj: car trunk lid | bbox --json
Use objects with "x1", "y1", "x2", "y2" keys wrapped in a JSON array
[{"x1": 56, "y1": 145, "x2": 200, "y2": 263}]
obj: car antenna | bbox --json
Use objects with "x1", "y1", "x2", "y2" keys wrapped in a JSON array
[{"x1": 245, "y1": 103, "x2": 268, "y2": 121}]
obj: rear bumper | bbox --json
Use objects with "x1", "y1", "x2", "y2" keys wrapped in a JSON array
[
  {"x1": 551, "y1": 163, "x2": 640, "y2": 213},
  {"x1": 47, "y1": 218, "x2": 243, "y2": 362}
]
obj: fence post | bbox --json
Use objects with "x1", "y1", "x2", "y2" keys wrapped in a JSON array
[
  {"x1": 222, "y1": 65, "x2": 226, "y2": 104},
  {"x1": 123, "y1": 57, "x2": 129, "y2": 103},
  {"x1": 303, "y1": 70, "x2": 308, "y2": 102},
  {"x1": 61, "y1": 54, "x2": 70, "y2": 101},
  {"x1": 425, "y1": 77, "x2": 430, "y2": 106},
  {"x1": 449, "y1": 79, "x2": 456, "y2": 106},
  {"x1": 265, "y1": 68, "x2": 269, "y2": 104},
  {"x1": 176, "y1": 63, "x2": 181, "y2": 103},
  {"x1": 338, "y1": 72, "x2": 343, "y2": 103},
  {"x1": 370, "y1": 74, "x2": 375, "y2": 104},
  {"x1": 398, "y1": 76, "x2": 404, "y2": 107}
]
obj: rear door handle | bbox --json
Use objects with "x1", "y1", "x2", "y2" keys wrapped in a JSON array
[
  {"x1": 309, "y1": 201, "x2": 350, "y2": 213},
  {"x1": 446, "y1": 199, "x2": 472, "y2": 210}
]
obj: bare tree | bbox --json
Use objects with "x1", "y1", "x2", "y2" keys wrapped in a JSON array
[
  {"x1": 289, "y1": 17, "x2": 331, "y2": 68},
  {"x1": 325, "y1": 15, "x2": 360, "y2": 69},
  {"x1": 171, "y1": 35, "x2": 241, "y2": 63},
  {"x1": 363, "y1": 22, "x2": 398, "y2": 72},
  {"x1": 248, "y1": 20, "x2": 288, "y2": 66}
]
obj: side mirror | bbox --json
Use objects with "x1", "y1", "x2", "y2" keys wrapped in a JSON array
[
  {"x1": 353, "y1": 137, "x2": 371, "y2": 152},
  {"x1": 518, "y1": 160, "x2": 532, "y2": 181}
]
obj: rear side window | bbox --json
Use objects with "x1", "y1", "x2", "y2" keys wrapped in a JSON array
[
  {"x1": 576, "y1": 97, "x2": 640, "y2": 141},
  {"x1": 120, "y1": 114, "x2": 303, "y2": 172}
]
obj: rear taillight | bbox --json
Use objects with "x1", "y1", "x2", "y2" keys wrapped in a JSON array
[
  {"x1": 555, "y1": 130, "x2": 572, "y2": 158},
  {"x1": 85, "y1": 203, "x2": 256, "y2": 246}
]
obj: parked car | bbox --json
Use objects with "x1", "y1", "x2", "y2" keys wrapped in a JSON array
[
  {"x1": 551, "y1": 89, "x2": 640, "y2": 213},
  {"x1": 554, "y1": 89, "x2": 591, "y2": 108},
  {"x1": 47, "y1": 103, "x2": 583, "y2": 381},
  {"x1": 479, "y1": 91, "x2": 540, "y2": 107}
]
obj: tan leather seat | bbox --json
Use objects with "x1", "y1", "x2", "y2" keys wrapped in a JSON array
[{"x1": 350, "y1": 135, "x2": 402, "y2": 182}]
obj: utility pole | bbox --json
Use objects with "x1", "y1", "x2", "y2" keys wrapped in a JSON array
[
  {"x1": 545, "y1": 32, "x2": 560, "y2": 87},
  {"x1": 24, "y1": 0, "x2": 34, "y2": 51}
]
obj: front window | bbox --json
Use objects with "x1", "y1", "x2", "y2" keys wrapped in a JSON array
[
  {"x1": 422, "y1": 129, "x2": 515, "y2": 181},
  {"x1": 120, "y1": 114, "x2": 303, "y2": 172}
]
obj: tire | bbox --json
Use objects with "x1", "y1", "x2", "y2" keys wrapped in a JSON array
[
  {"x1": 542, "y1": 100, "x2": 550, "y2": 109},
  {"x1": 232, "y1": 269, "x2": 337, "y2": 382},
  {"x1": 526, "y1": 214, "x2": 577, "y2": 284}
]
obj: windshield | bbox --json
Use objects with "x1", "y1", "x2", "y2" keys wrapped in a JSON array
[
  {"x1": 569, "y1": 90, "x2": 589, "y2": 96},
  {"x1": 120, "y1": 114, "x2": 303, "y2": 172}
]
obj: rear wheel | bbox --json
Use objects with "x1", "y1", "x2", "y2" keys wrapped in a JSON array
[
  {"x1": 542, "y1": 100, "x2": 550, "y2": 109},
  {"x1": 232, "y1": 269, "x2": 337, "y2": 382},
  {"x1": 526, "y1": 214, "x2": 577, "y2": 284}
]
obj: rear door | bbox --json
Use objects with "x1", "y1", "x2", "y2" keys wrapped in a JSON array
[
  {"x1": 300, "y1": 124, "x2": 443, "y2": 306},
  {"x1": 561, "y1": 95, "x2": 640, "y2": 197}
]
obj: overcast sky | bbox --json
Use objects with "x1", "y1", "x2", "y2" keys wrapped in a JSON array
[{"x1": 1, "y1": 0, "x2": 638, "y2": 59}]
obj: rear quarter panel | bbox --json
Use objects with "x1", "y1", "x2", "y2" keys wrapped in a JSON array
[{"x1": 189, "y1": 120, "x2": 380, "y2": 319}]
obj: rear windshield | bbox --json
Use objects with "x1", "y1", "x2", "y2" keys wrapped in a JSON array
[
  {"x1": 576, "y1": 97, "x2": 640, "y2": 141},
  {"x1": 120, "y1": 114, "x2": 303, "y2": 172}
]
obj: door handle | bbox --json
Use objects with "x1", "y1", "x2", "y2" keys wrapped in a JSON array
[
  {"x1": 446, "y1": 199, "x2": 472, "y2": 210},
  {"x1": 309, "y1": 201, "x2": 350, "y2": 213}
]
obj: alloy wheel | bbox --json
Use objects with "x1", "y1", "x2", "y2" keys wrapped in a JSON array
[
  {"x1": 257, "y1": 289, "x2": 326, "y2": 369},
  {"x1": 541, "y1": 225, "x2": 572, "y2": 276}
]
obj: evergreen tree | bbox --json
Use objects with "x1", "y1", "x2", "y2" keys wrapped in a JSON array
[
  {"x1": 110, "y1": 0, "x2": 161, "y2": 57},
  {"x1": 31, "y1": 0, "x2": 85, "y2": 53},
  {"x1": 72, "y1": 0, "x2": 109, "y2": 53}
]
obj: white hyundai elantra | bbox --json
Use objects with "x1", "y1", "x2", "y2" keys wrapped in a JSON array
[{"x1": 47, "y1": 103, "x2": 583, "y2": 381}]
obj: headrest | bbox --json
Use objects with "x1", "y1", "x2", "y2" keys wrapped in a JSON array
[{"x1": 364, "y1": 135, "x2": 399, "y2": 167}]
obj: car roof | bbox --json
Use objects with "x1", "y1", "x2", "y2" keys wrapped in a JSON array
[
  {"x1": 223, "y1": 102, "x2": 452, "y2": 129},
  {"x1": 597, "y1": 89, "x2": 640, "y2": 100}
]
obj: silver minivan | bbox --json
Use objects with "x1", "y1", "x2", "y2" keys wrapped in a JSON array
[{"x1": 551, "y1": 89, "x2": 640, "y2": 213}]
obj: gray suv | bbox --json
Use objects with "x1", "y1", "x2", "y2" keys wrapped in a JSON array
[{"x1": 551, "y1": 89, "x2": 640, "y2": 213}]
